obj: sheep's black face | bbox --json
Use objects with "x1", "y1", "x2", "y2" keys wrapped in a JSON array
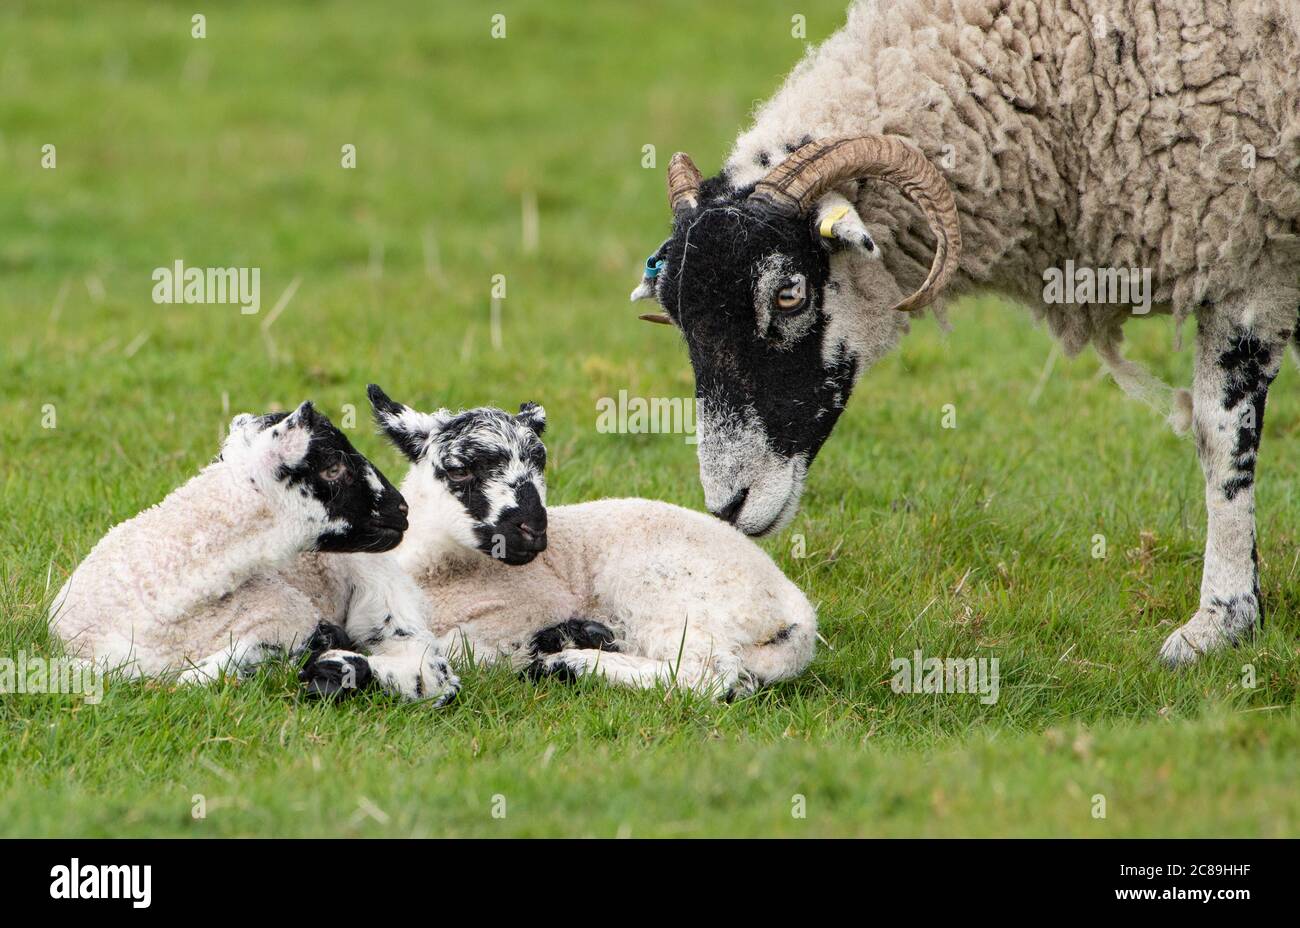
[
  {"x1": 650, "y1": 198, "x2": 860, "y2": 536},
  {"x1": 259, "y1": 405, "x2": 409, "y2": 553},
  {"x1": 370, "y1": 386, "x2": 549, "y2": 566}
]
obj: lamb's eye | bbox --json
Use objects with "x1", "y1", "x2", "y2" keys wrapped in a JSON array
[
  {"x1": 445, "y1": 466, "x2": 473, "y2": 483},
  {"x1": 319, "y1": 460, "x2": 348, "y2": 482},
  {"x1": 775, "y1": 274, "x2": 808, "y2": 312}
]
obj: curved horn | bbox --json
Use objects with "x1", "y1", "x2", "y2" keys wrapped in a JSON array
[
  {"x1": 749, "y1": 136, "x2": 961, "y2": 314},
  {"x1": 666, "y1": 152, "x2": 702, "y2": 213}
]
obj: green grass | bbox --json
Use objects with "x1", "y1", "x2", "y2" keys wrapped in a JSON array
[{"x1": 1, "y1": 0, "x2": 1297, "y2": 837}]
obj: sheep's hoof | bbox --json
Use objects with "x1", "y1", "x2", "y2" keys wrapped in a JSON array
[
  {"x1": 723, "y1": 671, "x2": 759, "y2": 702},
  {"x1": 416, "y1": 655, "x2": 461, "y2": 706},
  {"x1": 298, "y1": 621, "x2": 356, "y2": 661},
  {"x1": 528, "y1": 618, "x2": 618, "y2": 656},
  {"x1": 1158, "y1": 603, "x2": 1255, "y2": 668},
  {"x1": 431, "y1": 679, "x2": 460, "y2": 707},
  {"x1": 301, "y1": 651, "x2": 374, "y2": 700}
]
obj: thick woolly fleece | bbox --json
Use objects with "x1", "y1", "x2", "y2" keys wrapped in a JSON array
[
  {"x1": 50, "y1": 423, "x2": 457, "y2": 702},
  {"x1": 726, "y1": 0, "x2": 1300, "y2": 414},
  {"x1": 397, "y1": 494, "x2": 818, "y2": 699}
]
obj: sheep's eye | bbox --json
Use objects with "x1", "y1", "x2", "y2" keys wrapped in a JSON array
[
  {"x1": 445, "y1": 466, "x2": 473, "y2": 484},
  {"x1": 775, "y1": 274, "x2": 808, "y2": 312},
  {"x1": 319, "y1": 460, "x2": 348, "y2": 482}
]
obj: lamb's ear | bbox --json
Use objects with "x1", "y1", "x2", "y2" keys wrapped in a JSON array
[
  {"x1": 368, "y1": 383, "x2": 435, "y2": 462},
  {"x1": 265, "y1": 401, "x2": 315, "y2": 468},
  {"x1": 221, "y1": 414, "x2": 261, "y2": 461},
  {"x1": 285, "y1": 400, "x2": 318, "y2": 431},
  {"x1": 813, "y1": 193, "x2": 879, "y2": 258},
  {"x1": 228, "y1": 413, "x2": 259, "y2": 435},
  {"x1": 516, "y1": 402, "x2": 546, "y2": 437}
]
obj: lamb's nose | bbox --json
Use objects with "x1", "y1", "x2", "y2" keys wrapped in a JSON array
[
  {"x1": 398, "y1": 502, "x2": 409, "y2": 516},
  {"x1": 518, "y1": 522, "x2": 541, "y2": 541},
  {"x1": 711, "y1": 488, "x2": 749, "y2": 525}
]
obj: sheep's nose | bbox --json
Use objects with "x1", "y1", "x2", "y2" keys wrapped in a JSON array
[
  {"x1": 518, "y1": 522, "x2": 542, "y2": 541},
  {"x1": 398, "y1": 502, "x2": 409, "y2": 516},
  {"x1": 711, "y1": 488, "x2": 749, "y2": 525}
]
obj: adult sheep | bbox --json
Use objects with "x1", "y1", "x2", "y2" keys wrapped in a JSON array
[{"x1": 630, "y1": 0, "x2": 1300, "y2": 666}]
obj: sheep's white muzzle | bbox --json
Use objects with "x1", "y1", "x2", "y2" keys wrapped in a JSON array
[{"x1": 696, "y1": 408, "x2": 806, "y2": 536}]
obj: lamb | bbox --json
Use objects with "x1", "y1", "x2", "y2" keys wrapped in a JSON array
[
  {"x1": 49, "y1": 401, "x2": 459, "y2": 704},
  {"x1": 308, "y1": 385, "x2": 817, "y2": 699},
  {"x1": 629, "y1": 0, "x2": 1300, "y2": 666}
]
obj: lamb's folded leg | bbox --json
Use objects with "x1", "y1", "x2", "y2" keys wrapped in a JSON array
[
  {"x1": 1160, "y1": 305, "x2": 1293, "y2": 666},
  {"x1": 529, "y1": 647, "x2": 752, "y2": 700},
  {"x1": 177, "y1": 576, "x2": 322, "y2": 685},
  {"x1": 177, "y1": 640, "x2": 276, "y2": 685},
  {"x1": 300, "y1": 555, "x2": 459, "y2": 704}
]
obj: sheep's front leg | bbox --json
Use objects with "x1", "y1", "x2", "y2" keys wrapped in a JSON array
[
  {"x1": 300, "y1": 556, "x2": 459, "y2": 705},
  {"x1": 1159, "y1": 310, "x2": 1291, "y2": 666}
]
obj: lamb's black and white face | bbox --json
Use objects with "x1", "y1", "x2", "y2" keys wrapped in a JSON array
[
  {"x1": 638, "y1": 182, "x2": 892, "y2": 536},
  {"x1": 224, "y1": 401, "x2": 409, "y2": 553},
  {"x1": 369, "y1": 385, "x2": 549, "y2": 566}
]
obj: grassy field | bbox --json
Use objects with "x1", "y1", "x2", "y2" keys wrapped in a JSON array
[{"x1": 1, "y1": 0, "x2": 1297, "y2": 837}]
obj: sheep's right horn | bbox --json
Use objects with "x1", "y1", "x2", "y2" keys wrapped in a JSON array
[
  {"x1": 749, "y1": 136, "x2": 961, "y2": 314},
  {"x1": 666, "y1": 152, "x2": 702, "y2": 213}
]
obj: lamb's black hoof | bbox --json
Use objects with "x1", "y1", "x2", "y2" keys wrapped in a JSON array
[
  {"x1": 301, "y1": 653, "x2": 374, "y2": 701},
  {"x1": 433, "y1": 682, "x2": 460, "y2": 708},
  {"x1": 294, "y1": 622, "x2": 357, "y2": 671},
  {"x1": 528, "y1": 618, "x2": 618, "y2": 656},
  {"x1": 572, "y1": 620, "x2": 618, "y2": 650},
  {"x1": 309, "y1": 621, "x2": 356, "y2": 654}
]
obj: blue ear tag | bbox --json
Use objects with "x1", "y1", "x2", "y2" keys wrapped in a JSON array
[{"x1": 644, "y1": 257, "x2": 665, "y2": 279}]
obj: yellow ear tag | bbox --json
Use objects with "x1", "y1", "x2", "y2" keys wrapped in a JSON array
[{"x1": 819, "y1": 204, "x2": 851, "y2": 239}]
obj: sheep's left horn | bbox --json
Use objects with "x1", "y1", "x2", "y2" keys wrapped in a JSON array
[
  {"x1": 666, "y1": 152, "x2": 702, "y2": 213},
  {"x1": 749, "y1": 136, "x2": 961, "y2": 314}
]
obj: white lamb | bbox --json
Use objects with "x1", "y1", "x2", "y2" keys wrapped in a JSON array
[
  {"x1": 305, "y1": 385, "x2": 817, "y2": 699},
  {"x1": 49, "y1": 401, "x2": 459, "y2": 704}
]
